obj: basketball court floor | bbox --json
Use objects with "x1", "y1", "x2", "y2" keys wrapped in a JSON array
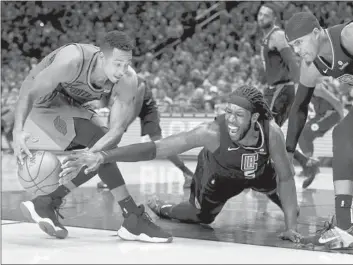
[{"x1": 2, "y1": 153, "x2": 353, "y2": 264}]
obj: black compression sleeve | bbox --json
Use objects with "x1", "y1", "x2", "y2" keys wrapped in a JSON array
[
  {"x1": 279, "y1": 47, "x2": 299, "y2": 82},
  {"x1": 286, "y1": 83, "x2": 315, "y2": 153}
]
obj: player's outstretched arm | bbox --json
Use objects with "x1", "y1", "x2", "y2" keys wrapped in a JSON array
[
  {"x1": 89, "y1": 67, "x2": 138, "y2": 152},
  {"x1": 61, "y1": 121, "x2": 219, "y2": 176},
  {"x1": 285, "y1": 62, "x2": 320, "y2": 156},
  {"x1": 13, "y1": 46, "x2": 80, "y2": 164},
  {"x1": 268, "y1": 120, "x2": 301, "y2": 242}
]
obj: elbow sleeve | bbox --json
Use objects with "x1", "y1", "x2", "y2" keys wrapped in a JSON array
[
  {"x1": 279, "y1": 47, "x2": 299, "y2": 82},
  {"x1": 286, "y1": 84, "x2": 315, "y2": 152}
]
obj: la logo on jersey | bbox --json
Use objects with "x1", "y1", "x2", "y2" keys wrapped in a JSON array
[{"x1": 241, "y1": 153, "x2": 258, "y2": 179}]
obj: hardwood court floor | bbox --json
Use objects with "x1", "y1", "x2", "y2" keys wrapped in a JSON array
[{"x1": 2, "y1": 154, "x2": 353, "y2": 263}]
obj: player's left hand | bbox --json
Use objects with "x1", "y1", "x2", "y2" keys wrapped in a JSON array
[
  {"x1": 278, "y1": 229, "x2": 302, "y2": 243},
  {"x1": 60, "y1": 149, "x2": 104, "y2": 179}
]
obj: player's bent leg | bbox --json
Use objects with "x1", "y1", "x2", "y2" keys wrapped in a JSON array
[
  {"x1": 332, "y1": 114, "x2": 353, "y2": 231},
  {"x1": 148, "y1": 197, "x2": 201, "y2": 223},
  {"x1": 304, "y1": 113, "x2": 353, "y2": 249}
]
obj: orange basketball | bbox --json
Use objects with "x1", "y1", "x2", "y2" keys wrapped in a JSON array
[{"x1": 18, "y1": 151, "x2": 61, "y2": 196}]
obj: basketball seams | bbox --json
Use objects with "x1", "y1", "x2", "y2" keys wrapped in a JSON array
[
  {"x1": 22, "y1": 161, "x2": 61, "y2": 189},
  {"x1": 33, "y1": 162, "x2": 61, "y2": 195},
  {"x1": 18, "y1": 151, "x2": 60, "y2": 196},
  {"x1": 36, "y1": 151, "x2": 45, "y2": 180}
]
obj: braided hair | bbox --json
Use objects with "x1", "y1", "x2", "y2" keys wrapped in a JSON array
[{"x1": 230, "y1": 85, "x2": 273, "y2": 120}]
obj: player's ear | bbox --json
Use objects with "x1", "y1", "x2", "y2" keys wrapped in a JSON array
[
  {"x1": 312, "y1": 28, "x2": 321, "y2": 40},
  {"x1": 251, "y1": 112, "x2": 260, "y2": 123}
]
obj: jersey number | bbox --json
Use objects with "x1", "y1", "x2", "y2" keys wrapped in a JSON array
[{"x1": 241, "y1": 153, "x2": 258, "y2": 179}]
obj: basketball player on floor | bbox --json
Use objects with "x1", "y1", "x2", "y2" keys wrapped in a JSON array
[
  {"x1": 257, "y1": 3, "x2": 320, "y2": 184},
  {"x1": 61, "y1": 85, "x2": 302, "y2": 243},
  {"x1": 284, "y1": 12, "x2": 353, "y2": 249},
  {"x1": 97, "y1": 76, "x2": 193, "y2": 190},
  {"x1": 298, "y1": 84, "x2": 344, "y2": 188},
  {"x1": 12, "y1": 31, "x2": 172, "y2": 243}
]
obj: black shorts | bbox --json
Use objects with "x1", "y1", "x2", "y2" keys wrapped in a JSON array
[
  {"x1": 189, "y1": 151, "x2": 277, "y2": 223},
  {"x1": 263, "y1": 84, "x2": 295, "y2": 127},
  {"x1": 65, "y1": 117, "x2": 108, "y2": 151},
  {"x1": 138, "y1": 97, "x2": 162, "y2": 138}
]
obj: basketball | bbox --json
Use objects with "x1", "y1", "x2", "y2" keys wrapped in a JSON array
[{"x1": 18, "y1": 151, "x2": 61, "y2": 196}]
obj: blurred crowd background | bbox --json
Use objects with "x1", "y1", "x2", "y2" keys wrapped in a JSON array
[{"x1": 2, "y1": 1, "x2": 353, "y2": 115}]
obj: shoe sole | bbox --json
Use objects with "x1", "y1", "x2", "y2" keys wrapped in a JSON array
[
  {"x1": 20, "y1": 201, "x2": 68, "y2": 239},
  {"x1": 117, "y1": 227, "x2": 173, "y2": 243}
]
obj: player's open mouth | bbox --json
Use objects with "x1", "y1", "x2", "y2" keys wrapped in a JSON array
[{"x1": 228, "y1": 124, "x2": 239, "y2": 134}]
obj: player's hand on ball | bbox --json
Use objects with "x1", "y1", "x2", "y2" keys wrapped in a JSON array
[
  {"x1": 60, "y1": 149, "x2": 104, "y2": 177},
  {"x1": 279, "y1": 229, "x2": 302, "y2": 243},
  {"x1": 13, "y1": 130, "x2": 34, "y2": 165}
]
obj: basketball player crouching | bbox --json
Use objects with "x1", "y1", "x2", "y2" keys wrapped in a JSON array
[
  {"x1": 12, "y1": 31, "x2": 172, "y2": 242},
  {"x1": 61, "y1": 85, "x2": 302, "y2": 243},
  {"x1": 284, "y1": 12, "x2": 353, "y2": 249}
]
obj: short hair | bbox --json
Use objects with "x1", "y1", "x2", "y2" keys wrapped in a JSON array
[
  {"x1": 101, "y1": 31, "x2": 134, "y2": 52},
  {"x1": 262, "y1": 3, "x2": 280, "y2": 19},
  {"x1": 229, "y1": 85, "x2": 273, "y2": 120}
]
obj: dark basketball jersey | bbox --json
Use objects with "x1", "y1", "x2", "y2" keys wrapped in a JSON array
[
  {"x1": 30, "y1": 43, "x2": 115, "y2": 107},
  {"x1": 201, "y1": 114, "x2": 271, "y2": 180},
  {"x1": 261, "y1": 26, "x2": 292, "y2": 86},
  {"x1": 313, "y1": 22, "x2": 353, "y2": 86}
]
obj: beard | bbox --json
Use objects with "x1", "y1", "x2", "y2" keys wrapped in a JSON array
[
  {"x1": 231, "y1": 120, "x2": 252, "y2": 142},
  {"x1": 238, "y1": 120, "x2": 252, "y2": 141},
  {"x1": 259, "y1": 21, "x2": 274, "y2": 30}
]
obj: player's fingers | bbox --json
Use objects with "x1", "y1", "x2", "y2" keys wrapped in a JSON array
[
  {"x1": 61, "y1": 159, "x2": 82, "y2": 169},
  {"x1": 62, "y1": 154, "x2": 80, "y2": 164},
  {"x1": 22, "y1": 145, "x2": 32, "y2": 158},
  {"x1": 59, "y1": 167, "x2": 77, "y2": 178},
  {"x1": 289, "y1": 234, "x2": 297, "y2": 243},
  {"x1": 15, "y1": 149, "x2": 24, "y2": 165}
]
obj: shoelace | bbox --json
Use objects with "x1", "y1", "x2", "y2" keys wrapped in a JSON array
[
  {"x1": 51, "y1": 198, "x2": 65, "y2": 220},
  {"x1": 316, "y1": 216, "x2": 335, "y2": 237},
  {"x1": 140, "y1": 210, "x2": 159, "y2": 228}
]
